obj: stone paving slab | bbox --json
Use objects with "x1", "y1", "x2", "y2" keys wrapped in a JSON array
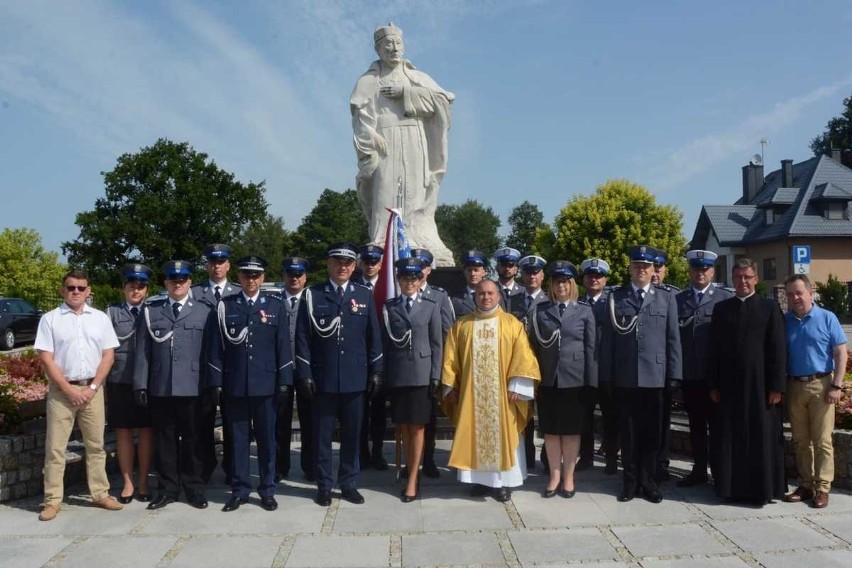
[
  {"x1": 808, "y1": 513, "x2": 852, "y2": 544},
  {"x1": 512, "y1": 487, "x2": 611, "y2": 528},
  {"x1": 509, "y1": 528, "x2": 620, "y2": 565},
  {"x1": 640, "y1": 557, "x2": 749, "y2": 567},
  {"x1": 419, "y1": 484, "x2": 515, "y2": 532},
  {"x1": 402, "y1": 531, "x2": 506, "y2": 566},
  {"x1": 588, "y1": 487, "x2": 701, "y2": 526},
  {"x1": 286, "y1": 535, "x2": 389, "y2": 567},
  {"x1": 754, "y1": 549, "x2": 852, "y2": 567},
  {"x1": 333, "y1": 487, "x2": 424, "y2": 534},
  {"x1": 0, "y1": 500, "x2": 145, "y2": 536},
  {"x1": 0, "y1": 537, "x2": 73, "y2": 568},
  {"x1": 54, "y1": 536, "x2": 177, "y2": 568},
  {"x1": 711, "y1": 517, "x2": 835, "y2": 553},
  {"x1": 169, "y1": 535, "x2": 284, "y2": 568},
  {"x1": 612, "y1": 524, "x2": 730, "y2": 558}
]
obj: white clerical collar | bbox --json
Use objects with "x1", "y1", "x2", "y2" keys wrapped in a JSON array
[
  {"x1": 737, "y1": 291, "x2": 756, "y2": 302},
  {"x1": 476, "y1": 305, "x2": 500, "y2": 316},
  {"x1": 242, "y1": 291, "x2": 260, "y2": 303}
]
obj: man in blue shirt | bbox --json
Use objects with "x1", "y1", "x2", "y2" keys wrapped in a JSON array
[{"x1": 783, "y1": 274, "x2": 848, "y2": 509}]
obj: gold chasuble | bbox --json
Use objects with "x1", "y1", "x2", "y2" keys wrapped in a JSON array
[{"x1": 441, "y1": 308, "x2": 541, "y2": 472}]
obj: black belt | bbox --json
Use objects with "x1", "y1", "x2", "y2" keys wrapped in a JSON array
[
  {"x1": 788, "y1": 372, "x2": 831, "y2": 382},
  {"x1": 70, "y1": 379, "x2": 95, "y2": 386}
]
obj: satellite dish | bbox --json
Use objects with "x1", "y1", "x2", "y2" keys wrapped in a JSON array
[{"x1": 749, "y1": 154, "x2": 763, "y2": 166}]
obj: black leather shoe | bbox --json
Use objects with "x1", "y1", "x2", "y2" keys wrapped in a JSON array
[
  {"x1": 559, "y1": 488, "x2": 576, "y2": 499},
  {"x1": 222, "y1": 496, "x2": 247, "y2": 512},
  {"x1": 422, "y1": 462, "x2": 440, "y2": 478},
  {"x1": 372, "y1": 453, "x2": 388, "y2": 471},
  {"x1": 341, "y1": 488, "x2": 365, "y2": 504},
  {"x1": 188, "y1": 495, "x2": 208, "y2": 509},
  {"x1": 642, "y1": 488, "x2": 663, "y2": 504},
  {"x1": 542, "y1": 488, "x2": 558, "y2": 498},
  {"x1": 575, "y1": 458, "x2": 593, "y2": 471},
  {"x1": 494, "y1": 487, "x2": 512, "y2": 503},
  {"x1": 617, "y1": 488, "x2": 636, "y2": 502},
  {"x1": 400, "y1": 488, "x2": 418, "y2": 503},
  {"x1": 118, "y1": 493, "x2": 134, "y2": 505},
  {"x1": 470, "y1": 484, "x2": 490, "y2": 497},
  {"x1": 260, "y1": 497, "x2": 278, "y2": 511},
  {"x1": 676, "y1": 473, "x2": 708, "y2": 487},
  {"x1": 315, "y1": 490, "x2": 332, "y2": 507},
  {"x1": 135, "y1": 493, "x2": 151, "y2": 503},
  {"x1": 147, "y1": 495, "x2": 176, "y2": 510}
]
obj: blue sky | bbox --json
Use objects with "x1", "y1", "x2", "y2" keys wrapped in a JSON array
[{"x1": 2, "y1": 0, "x2": 852, "y2": 258}]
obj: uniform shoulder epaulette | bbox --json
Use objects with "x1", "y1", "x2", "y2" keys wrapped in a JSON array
[
  {"x1": 261, "y1": 291, "x2": 284, "y2": 303},
  {"x1": 351, "y1": 281, "x2": 371, "y2": 291},
  {"x1": 419, "y1": 294, "x2": 438, "y2": 304},
  {"x1": 386, "y1": 296, "x2": 403, "y2": 306},
  {"x1": 146, "y1": 297, "x2": 168, "y2": 307},
  {"x1": 577, "y1": 298, "x2": 591, "y2": 306},
  {"x1": 107, "y1": 302, "x2": 123, "y2": 309},
  {"x1": 428, "y1": 284, "x2": 446, "y2": 293}
]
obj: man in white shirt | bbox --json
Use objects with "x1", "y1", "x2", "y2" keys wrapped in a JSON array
[{"x1": 35, "y1": 269, "x2": 122, "y2": 521}]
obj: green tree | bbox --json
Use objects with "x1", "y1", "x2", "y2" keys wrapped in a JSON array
[
  {"x1": 505, "y1": 201, "x2": 550, "y2": 257},
  {"x1": 62, "y1": 138, "x2": 268, "y2": 285},
  {"x1": 537, "y1": 179, "x2": 688, "y2": 286},
  {"x1": 810, "y1": 92, "x2": 852, "y2": 167},
  {"x1": 0, "y1": 228, "x2": 67, "y2": 310},
  {"x1": 232, "y1": 214, "x2": 293, "y2": 281},
  {"x1": 815, "y1": 273, "x2": 849, "y2": 319},
  {"x1": 435, "y1": 200, "x2": 501, "y2": 263},
  {"x1": 289, "y1": 189, "x2": 369, "y2": 283}
]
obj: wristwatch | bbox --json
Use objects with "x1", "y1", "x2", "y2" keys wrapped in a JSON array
[
  {"x1": 829, "y1": 384, "x2": 843, "y2": 391},
  {"x1": 89, "y1": 383, "x2": 99, "y2": 392}
]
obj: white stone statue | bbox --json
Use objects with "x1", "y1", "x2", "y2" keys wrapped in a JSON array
[{"x1": 350, "y1": 23, "x2": 455, "y2": 266}]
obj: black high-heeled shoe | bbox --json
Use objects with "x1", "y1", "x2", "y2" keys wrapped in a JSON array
[
  {"x1": 558, "y1": 488, "x2": 576, "y2": 499},
  {"x1": 117, "y1": 493, "x2": 134, "y2": 505},
  {"x1": 400, "y1": 487, "x2": 418, "y2": 503}
]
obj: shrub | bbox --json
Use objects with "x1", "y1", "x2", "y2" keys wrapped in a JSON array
[
  {"x1": 816, "y1": 273, "x2": 849, "y2": 320},
  {"x1": 0, "y1": 350, "x2": 48, "y2": 434}
]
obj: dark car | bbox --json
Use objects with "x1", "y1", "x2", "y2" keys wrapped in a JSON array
[{"x1": 0, "y1": 297, "x2": 42, "y2": 350}]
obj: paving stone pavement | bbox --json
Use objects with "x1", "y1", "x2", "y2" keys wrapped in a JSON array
[{"x1": 2, "y1": 440, "x2": 852, "y2": 567}]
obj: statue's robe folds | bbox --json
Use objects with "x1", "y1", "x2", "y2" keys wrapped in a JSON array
[{"x1": 441, "y1": 308, "x2": 541, "y2": 487}]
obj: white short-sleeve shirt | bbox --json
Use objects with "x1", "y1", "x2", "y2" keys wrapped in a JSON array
[{"x1": 34, "y1": 303, "x2": 120, "y2": 381}]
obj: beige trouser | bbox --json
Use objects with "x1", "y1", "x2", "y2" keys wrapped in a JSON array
[
  {"x1": 786, "y1": 374, "x2": 835, "y2": 493},
  {"x1": 43, "y1": 383, "x2": 110, "y2": 505}
]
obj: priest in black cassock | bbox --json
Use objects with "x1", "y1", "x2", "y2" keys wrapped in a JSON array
[{"x1": 708, "y1": 258, "x2": 787, "y2": 505}]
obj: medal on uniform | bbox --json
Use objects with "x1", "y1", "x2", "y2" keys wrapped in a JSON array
[
  {"x1": 259, "y1": 309, "x2": 268, "y2": 323},
  {"x1": 350, "y1": 298, "x2": 358, "y2": 313}
]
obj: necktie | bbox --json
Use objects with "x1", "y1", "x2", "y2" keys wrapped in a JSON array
[
  {"x1": 248, "y1": 299, "x2": 254, "y2": 308},
  {"x1": 365, "y1": 280, "x2": 372, "y2": 289},
  {"x1": 406, "y1": 297, "x2": 413, "y2": 313},
  {"x1": 588, "y1": 297, "x2": 595, "y2": 306},
  {"x1": 130, "y1": 306, "x2": 139, "y2": 319},
  {"x1": 525, "y1": 295, "x2": 532, "y2": 310},
  {"x1": 559, "y1": 303, "x2": 566, "y2": 316},
  {"x1": 290, "y1": 297, "x2": 298, "y2": 310},
  {"x1": 172, "y1": 302, "x2": 181, "y2": 318},
  {"x1": 637, "y1": 288, "x2": 645, "y2": 305},
  {"x1": 214, "y1": 286, "x2": 221, "y2": 302},
  {"x1": 338, "y1": 286, "x2": 345, "y2": 299},
  {"x1": 697, "y1": 291, "x2": 704, "y2": 304},
  {"x1": 502, "y1": 288, "x2": 510, "y2": 303}
]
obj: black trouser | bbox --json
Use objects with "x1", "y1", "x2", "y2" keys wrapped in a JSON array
[
  {"x1": 229, "y1": 395, "x2": 276, "y2": 499},
  {"x1": 523, "y1": 415, "x2": 536, "y2": 468},
  {"x1": 423, "y1": 398, "x2": 438, "y2": 467},
  {"x1": 314, "y1": 392, "x2": 363, "y2": 491},
  {"x1": 615, "y1": 387, "x2": 663, "y2": 494},
  {"x1": 580, "y1": 385, "x2": 619, "y2": 465},
  {"x1": 275, "y1": 386, "x2": 314, "y2": 477},
  {"x1": 200, "y1": 392, "x2": 233, "y2": 482},
  {"x1": 360, "y1": 391, "x2": 387, "y2": 458},
  {"x1": 150, "y1": 396, "x2": 205, "y2": 499},
  {"x1": 682, "y1": 380, "x2": 717, "y2": 475},
  {"x1": 658, "y1": 386, "x2": 673, "y2": 473}
]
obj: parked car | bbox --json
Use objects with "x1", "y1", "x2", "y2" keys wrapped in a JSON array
[{"x1": 0, "y1": 297, "x2": 43, "y2": 350}]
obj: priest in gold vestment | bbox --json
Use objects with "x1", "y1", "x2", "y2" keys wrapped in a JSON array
[{"x1": 441, "y1": 280, "x2": 541, "y2": 502}]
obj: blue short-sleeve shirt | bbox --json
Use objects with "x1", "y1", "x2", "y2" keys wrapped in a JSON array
[{"x1": 784, "y1": 304, "x2": 847, "y2": 376}]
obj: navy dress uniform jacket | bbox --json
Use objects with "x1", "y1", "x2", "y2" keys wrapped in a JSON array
[
  {"x1": 600, "y1": 285, "x2": 682, "y2": 389},
  {"x1": 106, "y1": 304, "x2": 139, "y2": 384},
  {"x1": 676, "y1": 286, "x2": 733, "y2": 382},
  {"x1": 206, "y1": 292, "x2": 293, "y2": 396},
  {"x1": 382, "y1": 295, "x2": 443, "y2": 388},
  {"x1": 294, "y1": 282, "x2": 383, "y2": 392},
  {"x1": 133, "y1": 298, "x2": 213, "y2": 396},
  {"x1": 191, "y1": 281, "x2": 241, "y2": 308},
  {"x1": 530, "y1": 301, "x2": 598, "y2": 389}
]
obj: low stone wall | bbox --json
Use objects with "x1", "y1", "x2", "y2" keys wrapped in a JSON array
[{"x1": 0, "y1": 430, "x2": 46, "y2": 502}]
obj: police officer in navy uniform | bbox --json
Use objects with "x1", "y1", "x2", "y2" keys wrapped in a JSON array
[
  {"x1": 410, "y1": 247, "x2": 454, "y2": 479},
  {"x1": 191, "y1": 243, "x2": 242, "y2": 484},
  {"x1": 107, "y1": 263, "x2": 154, "y2": 504},
  {"x1": 206, "y1": 256, "x2": 293, "y2": 512},
  {"x1": 493, "y1": 247, "x2": 524, "y2": 310},
  {"x1": 133, "y1": 260, "x2": 213, "y2": 510},
  {"x1": 675, "y1": 250, "x2": 732, "y2": 487},
  {"x1": 600, "y1": 245, "x2": 682, "y2": 504},
  {"x1": 508, "y1": 255, "x2": 549, "y2": 469},
  {"x1": 451, "y1": 250, "x2": 488, "y2": 317},
  {"x1": 356, "y1": 244, "x2": 389, "y2": 470},
  {"x1": 294, "y1": 243, "x2": 383, "y2": 506},
  {"x1": 275, "y1": 256, "x2": 315, "y2": 482},
  {"x1": 577, "y1": 258, "x2": 619, "y2": 474},
  {"x1": 649, "y1": 247, "x2": 680, "y2": 482}
]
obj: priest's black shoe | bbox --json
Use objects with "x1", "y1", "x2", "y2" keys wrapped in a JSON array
[
  {"x1": 188, "y1": 495, "x2": 208, "y2": 509},
  {"x1": 260, "y1": 497, "x2": 278, "y2": 511},
  {"x1": 494, "y1": 487, "x2": 512, "y2": 502},
  {"x1": 575, "y1": 458, "x2": 593, "y2": 471},
  {"x1": 341, "y1": 488, "x2": 365, "y2": 504},
  {"x1": 470, "y1": 484, "x2": 490, "y2": 497},
  {"x1": 422, "y1": 462, "x2": 440, "y2": 478},
  {"x1": 371, "y1": 452, "x2": 388, "y2": 471},
  {"x1": 315, "y1": 490, "x2": 332, "y2": 507},
  {"x1": 642, "y1": 488, "x2": 663, "y2": 504},
  {"x1": 147, "y1": 495, "x2": 176, "y2": 510},
  {"x1": 676, "y1": 472, "x2": 708, "y2": 487},
  {"x1": 222, "y1": 496, "x2": 247, "y2": 512}
]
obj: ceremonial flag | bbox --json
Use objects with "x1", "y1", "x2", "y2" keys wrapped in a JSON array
[{"x1": 373, "y1": 208, "x2": 411, "y2": 317}]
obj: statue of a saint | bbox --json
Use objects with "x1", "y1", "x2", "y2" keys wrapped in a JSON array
[{"x1": 350, "y1": 23, "x2": 455, "y2": 266}]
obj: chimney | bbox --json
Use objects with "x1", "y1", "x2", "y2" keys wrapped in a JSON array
[
  {"x1": 742, "y1": 163, "x2": 764, "y2": 203},
  {"x1": 781, "y1": 159, "x2": 794, "y2": 187},
  {"x1": 831, "y1": 148, "x2": 842, "y2": 162}
]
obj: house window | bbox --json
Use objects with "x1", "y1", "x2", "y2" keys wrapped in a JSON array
[
  {"x1": 765, "y1": 209, "x2": 775, "y2": 225},
  {"x1": 762, "y1": 258, "x2": 777, "y2": 281},
  {"x1": 825, "y1": 202, "x2": 847, "y2": 220}
]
